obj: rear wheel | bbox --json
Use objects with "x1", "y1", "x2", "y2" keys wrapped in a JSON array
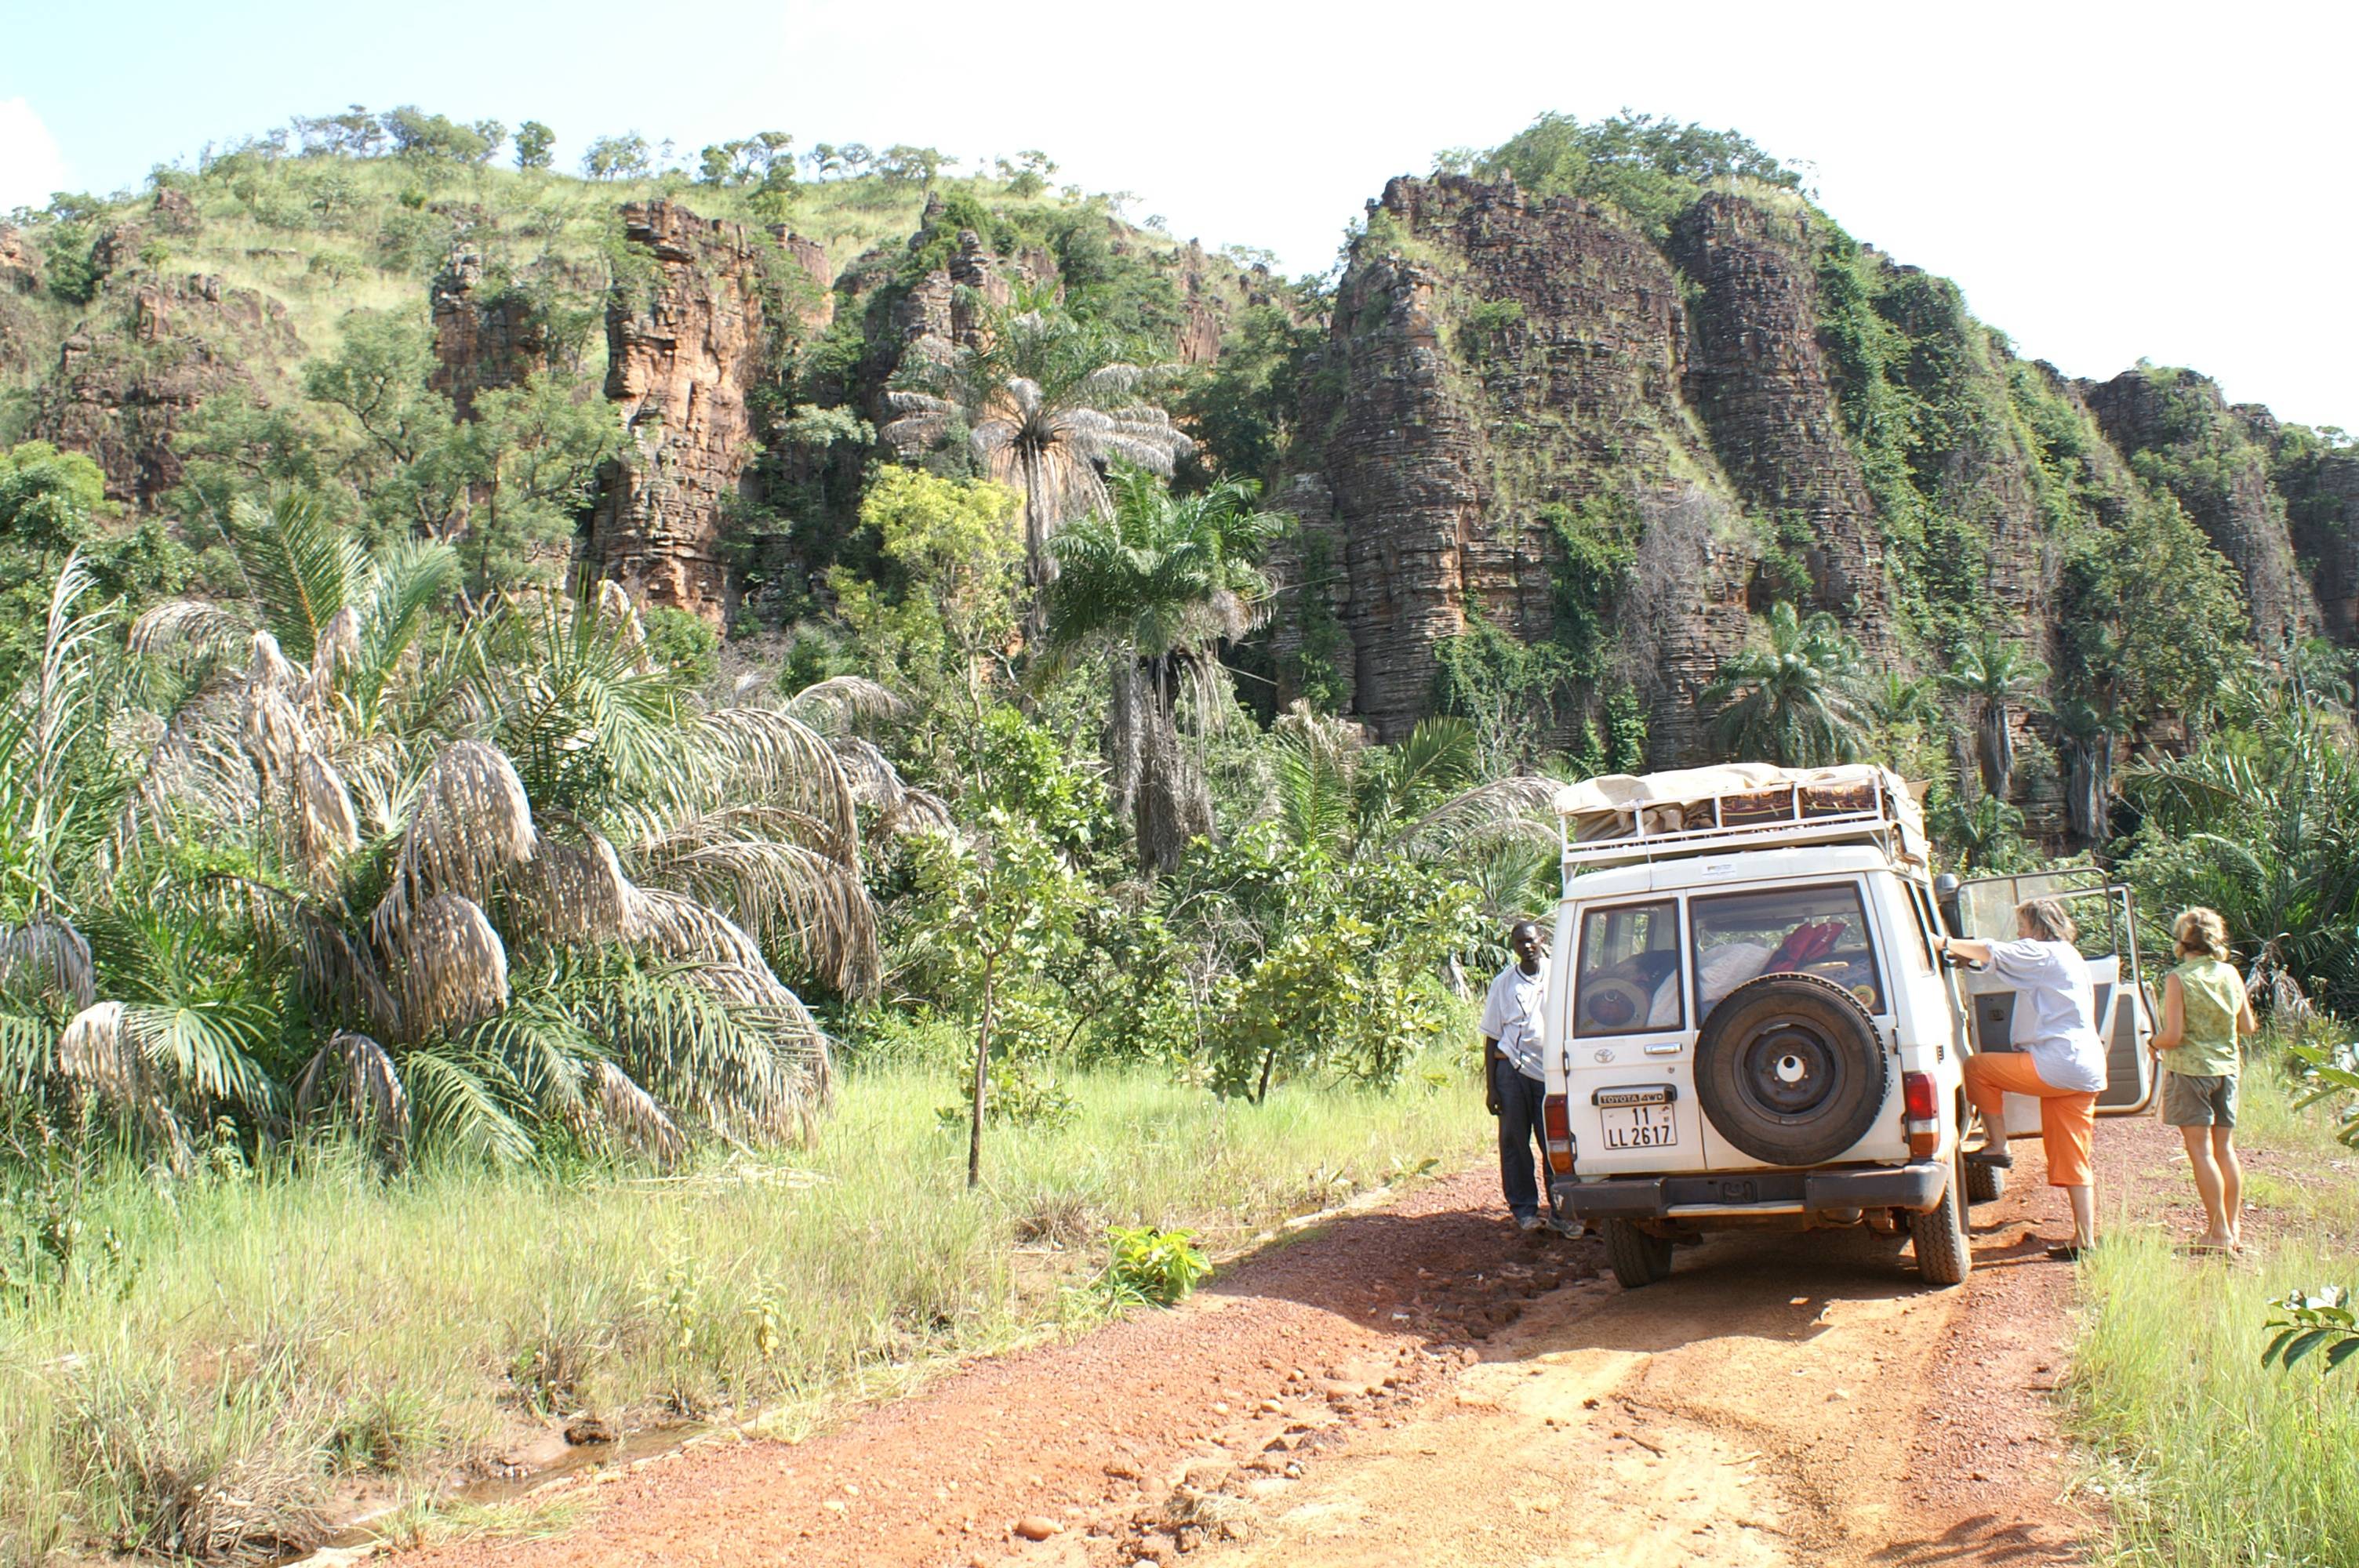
[
  {"x1": 1602, "y1": 1219, "x2": 1676, "y2": 1289},
  {"x1": 1908, "y1": 1149, "x2": 1973, "y2": 1286}
]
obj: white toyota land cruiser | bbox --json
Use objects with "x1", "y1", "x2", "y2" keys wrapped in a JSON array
[{"x1": 1539, "y1": 764, "x2": 2157, "y2": 1289}]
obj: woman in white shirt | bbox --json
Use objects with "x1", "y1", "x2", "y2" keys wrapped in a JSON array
[{"x1": 1937, "y1": 897, "x2": 2106, "y2": 1261}]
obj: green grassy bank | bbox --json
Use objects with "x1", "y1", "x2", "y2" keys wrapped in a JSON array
[
  {"x1": 0, "y1": 1062, "x2": 1486, "y2": 1564},
  {"x1": 2070, "y1": 1064, "x2": 2359, "y2": 1567}
]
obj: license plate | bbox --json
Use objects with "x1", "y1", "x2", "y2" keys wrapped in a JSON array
[{"x1": 1600, "y1": 1102, "x2": 1681, "y2": 1150}]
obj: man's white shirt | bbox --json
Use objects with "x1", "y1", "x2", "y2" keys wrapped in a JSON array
[{"x1": 1481, "y1": 960, "x2": 1548, "y2": 1082}]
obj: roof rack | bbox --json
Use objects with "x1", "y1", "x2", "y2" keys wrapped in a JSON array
[{"x1": 1554, "y1": 766, "x2": 1928, "y2": 876}]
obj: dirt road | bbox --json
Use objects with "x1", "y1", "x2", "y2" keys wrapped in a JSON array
[{"x1": 401, "y1": 1125, "x2": 2168, "y2": 1568}]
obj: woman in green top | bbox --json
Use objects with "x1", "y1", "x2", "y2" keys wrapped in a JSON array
[{"x1": 2148, "y1": 907, "x2": 2257, "y2": 1252}]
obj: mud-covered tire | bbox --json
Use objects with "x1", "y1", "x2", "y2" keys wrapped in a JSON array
[
  {"x1": 1602, "y1": 1219, "x2": 1676, "y2": 1289},
  {"x1": 1909, "y1": 1149, "x2": 1973, "y2": 1287},
  {"x1": 1695, "y1": 973, "x2": 1890, "y2": 1167},
  {"x1": 1965, "y1": 1157, "x2": 2006, "y2": 1205}
]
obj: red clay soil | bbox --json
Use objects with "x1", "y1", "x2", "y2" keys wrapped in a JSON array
[{"x1": 392, "y1": 1115, "x2": 2196, "y2": 1568}]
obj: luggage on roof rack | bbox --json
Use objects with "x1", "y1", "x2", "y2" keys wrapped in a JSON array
[{"x1": 1552, "y1": 763, "x2": 1928, "y2": 870}]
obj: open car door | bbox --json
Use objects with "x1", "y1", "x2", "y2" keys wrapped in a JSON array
[{"x1": 1948, "y1": 869, "x2": 2157, "y2": 1134}]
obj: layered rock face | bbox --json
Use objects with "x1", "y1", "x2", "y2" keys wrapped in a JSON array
[
  {"x1": 2081, "y1": 368, "x2": 2317, "y2": 646},
  {"x1": 1668, "y1": 197, "x2": 1892, "y2": 655},
  {"x1": 427, "y1": 252, "x2": 548, "y2": 419},
  {"x1": 583, "y1": 202, "x2": 776, "y2": 625},
  {"x1": 29, "y1": 274, "x2": 300, "y2": 506},
  {"x1": 1287, "y1": 176, "x2": 1807, "y2": 752}
]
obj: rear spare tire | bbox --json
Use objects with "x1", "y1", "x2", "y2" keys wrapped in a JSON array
[
  {"x1": 1602, "y1": 1218, "x2": 1675, "y2": 1289},
  {"x1": 1694, "y1": 972, "x2": 1890, "y2": 1167}
]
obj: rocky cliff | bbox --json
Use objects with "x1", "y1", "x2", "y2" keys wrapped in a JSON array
[
  {"x1": 581, "y1": 201, "x2": 783, "y2": 624},
  {"x1": 1275, "y1": 169, "x2": 2354, "y2": 790}
]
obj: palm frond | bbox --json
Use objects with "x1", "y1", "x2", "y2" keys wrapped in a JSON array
[
  {"x1": 229, "y1": 492, "x2": 370, "y2": 662},
  {"x1": 373, "y1": 740, "x2": 537, "y2": 949},
  {"x1": 0, "y1": 920, "x2": 96, "y2": 1011},
  {"x1": 392, "y1": 892, "x2": 511, "y2": 1040}
]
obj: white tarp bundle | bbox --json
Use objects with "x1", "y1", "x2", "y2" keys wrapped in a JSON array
[{"x1": 1552, "y1": 763, "x2": 1928, "y2": 864}]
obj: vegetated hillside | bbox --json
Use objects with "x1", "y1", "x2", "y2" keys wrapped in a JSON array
[
  {"x1": 4, "y1": 110, "x2": 2355, "y2": 839},
  {"x1": 1259, "y1": 118, "x2": 2359, "y2": 840}
]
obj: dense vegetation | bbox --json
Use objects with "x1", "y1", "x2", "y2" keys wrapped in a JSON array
[{"x1": 2, "y1": 101, "x2": 2357, "y2": 1563}]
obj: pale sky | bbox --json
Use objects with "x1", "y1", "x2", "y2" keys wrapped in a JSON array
[{"x1": 2, "y1": 0, "x2": 2351, "y2": 427}]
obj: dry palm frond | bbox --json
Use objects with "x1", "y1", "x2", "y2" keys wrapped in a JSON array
[
  {"x1": 588, "y1": 1061, "x2": 687, "y2": 1167},
  {"x1": 302, "y1": 604, "x2": 364, "y2": 709},
  {"x1": 690, "y1": 708, "x2": 860, "y2": 861},
  {"x1": 635, "y1": 833, "x2": 880, "y2": 997},
  {"x1": 293, "y1": 751, "x2": 362, "y2": 884},
  {"x1": 247, "y1": 630, "x2": 302, "y2": 692},
  {"x1": 291, "y1": 906, "x2": 400, "y2": 1037},
  {"x1": 594, "y1": 578, "x2": 646, "y2": 652},
  {"x1": 394, "y1": 893, "x2": 511, "y2": 1039},
  {"x1": 129, "y1": 597, "x2": 253, "y2": 659},
  {"x1": 239, "y1": 681, "x2": 311, "y2": 791},
  {"x1": 782, "y1": 675, "x2": 903, "y2": 729},
  {"x1": 373, "y1": 740, "x2": 537, "y2": 949},
  {"x1": 827, "y1": 737, "x2": 952, "y2": 837},
  {"x1": 525, "y1": 833, "x2": 634, "y2": 942},
  {"x1": 57, "y1": 1000, "x2": 134, "y2": 1098},
  {"x1": 0, "y1": 921, "x2": 96, "y2": 1011},
  {"x1": 292, "y1": 1030, "x2": 412, "y2": 1152}
]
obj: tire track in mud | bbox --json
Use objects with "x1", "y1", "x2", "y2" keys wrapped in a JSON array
[{"x1": 389, "y1": 1126, "x2": 2158, "y2": 1568}]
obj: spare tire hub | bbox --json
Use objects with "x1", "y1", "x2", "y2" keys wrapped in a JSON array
[{"x1": 1744, "y1": 1018, "x2": 1839, "y2": 1114}]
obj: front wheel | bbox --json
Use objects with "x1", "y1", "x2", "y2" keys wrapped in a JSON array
[
  {"x1": 1602, "y1": 1218, "x2": 1676, "y2": 1289},
  {"x1": 1908, "y1": 1149, "x2": 1973, "y2": 1287}
]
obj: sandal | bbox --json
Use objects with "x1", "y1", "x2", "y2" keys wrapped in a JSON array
[
  {"x1": 1965, "y1": 1149, "x2": 2014, "y2": 1170},
  {"x1": 2045, "y1": 1243, "x2": 2084, "y2": 1262}
]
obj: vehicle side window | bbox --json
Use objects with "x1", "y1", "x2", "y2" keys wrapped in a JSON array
[
  {"x1": 1691, "y1": 883, "x2": 1887, "y2": 1018},
  {"x1": 1903, "y1": 884, "x2": 1939, "y2": 973},
  {"x1": 1574, "y1": 900, "x2": 1683, "y2": 1036}
]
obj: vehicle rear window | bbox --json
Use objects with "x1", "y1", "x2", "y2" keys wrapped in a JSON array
[
  {"x1": 1574, "y1": 900, "x2": 1683, "y2": 1036},
  {"x1": 1690, "y1": 884, "x2": 1885, "y2": 1018}
]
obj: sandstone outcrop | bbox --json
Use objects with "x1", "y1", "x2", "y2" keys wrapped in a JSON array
[
  {"x1": 28, "y1": 274, "x2": 300, "y2": 506},
  {"x1": 427, "y1": 252, "x2": 548, "y2": 420},
  {"x1": 583, "y1": 201, "x2": 776, "y2": 625},
  {"x1": 2081, "y1": 368, "x2": 2316, "y2": 646},
  {"x1": 1284, "y1": 175, "x2": 1770, "y2": 753}
]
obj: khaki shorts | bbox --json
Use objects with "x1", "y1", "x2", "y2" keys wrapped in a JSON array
[{"x1": 2162, "y1": 1072, "x2": 2238, "y2": 1128}]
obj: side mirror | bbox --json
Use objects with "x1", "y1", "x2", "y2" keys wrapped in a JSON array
[{"x1": 1932, "y1": 873, "x2": 1963, "y2": 938}]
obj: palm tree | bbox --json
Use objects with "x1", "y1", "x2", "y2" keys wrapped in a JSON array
[
  {"x1": 881, "y1": 310, "x2": 1190, "y2": 583},
  {"x1": 1938, "y1": 633, "x2": 2048, "y2": 800},
  {"x1": 1040, "y1": 469, "x2": 1279, "y2": 873},
  {"x1": 1700, "y1": 602, "x2": 1872, "y2": 767},
  {"x1": 2, "y1": 495, "x2": 921, "y2": 1165},
  {"x1": 1863, "y1": 670, "x2": 1939, "y2": 735},
  {"x1": 2055, "y1": 697, "x2": 2130, "y2": 844}
]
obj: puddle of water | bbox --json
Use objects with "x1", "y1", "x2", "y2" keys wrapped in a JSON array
[{"x1": 275, "y1": 1422, "x2": 707, "y2": 1566}]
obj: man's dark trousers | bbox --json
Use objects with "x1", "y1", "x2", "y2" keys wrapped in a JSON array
[{"x1": 1494, "y1": 1054, "x2": 1547, "y2": 1221}]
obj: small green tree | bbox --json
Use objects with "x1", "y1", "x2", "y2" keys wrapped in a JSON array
[
  {"x1": 581, "y1": 134, "x2": 652, "y2": 182},
  {"x1": 909, "y1": 811, "x2": 1081, "y2": 1187},
  {"x1": 829, "y1": 469, "x2": 1023, "y2": 720},
  {"x1": 514, "y1": 121, "x2": 556, "y2": 171}
]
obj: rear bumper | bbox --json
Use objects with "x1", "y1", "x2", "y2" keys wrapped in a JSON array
[{"x1": 1550, "y1": 1159, "x2": 1949, "y2": 1221}]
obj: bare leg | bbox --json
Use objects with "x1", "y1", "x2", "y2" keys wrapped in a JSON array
[
  {"x1": 2180, "y1": 1125, "x2": 2230, "y2": 1246},
  {"x1": 2063, "y1": 1184, "x2": 2096, "y2": 1250},
  {"x1": 2212, "y1": 1127, "x2": 2243, "y2": 1248}
]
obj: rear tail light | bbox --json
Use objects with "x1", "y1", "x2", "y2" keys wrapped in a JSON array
[
  {"x1": 1542, "y1": 1093, "x2": 1575, "y2": 1175},
  {"x1": 1902, "y1": 1070, "x2": 1940, "y2": 1157}
]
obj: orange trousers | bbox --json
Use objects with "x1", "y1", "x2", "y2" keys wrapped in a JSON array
[{"x1": 1963, "y1": 1050, "x2": 2095, "y2": 1188}]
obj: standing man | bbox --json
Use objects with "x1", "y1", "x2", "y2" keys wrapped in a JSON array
[{"x1": 1480, "y1": 920, "x2": 1551, "y2": 1232}]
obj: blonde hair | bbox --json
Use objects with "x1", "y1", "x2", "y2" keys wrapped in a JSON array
[
  {"x1": 2173, "y1": 906, "x2": 2230, "y2": 961},
  {"x1": 2016, "y1": 897, "x2": 2078, "y2": 945}
]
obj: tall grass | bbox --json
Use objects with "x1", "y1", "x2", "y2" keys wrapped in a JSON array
[
  {"x1": 0, "y1": 1061, "x2": 1484, "y2": 1565},
  {"x1": 2069, "y1": 1071, "x2": 2359, "y2": 1567}
]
